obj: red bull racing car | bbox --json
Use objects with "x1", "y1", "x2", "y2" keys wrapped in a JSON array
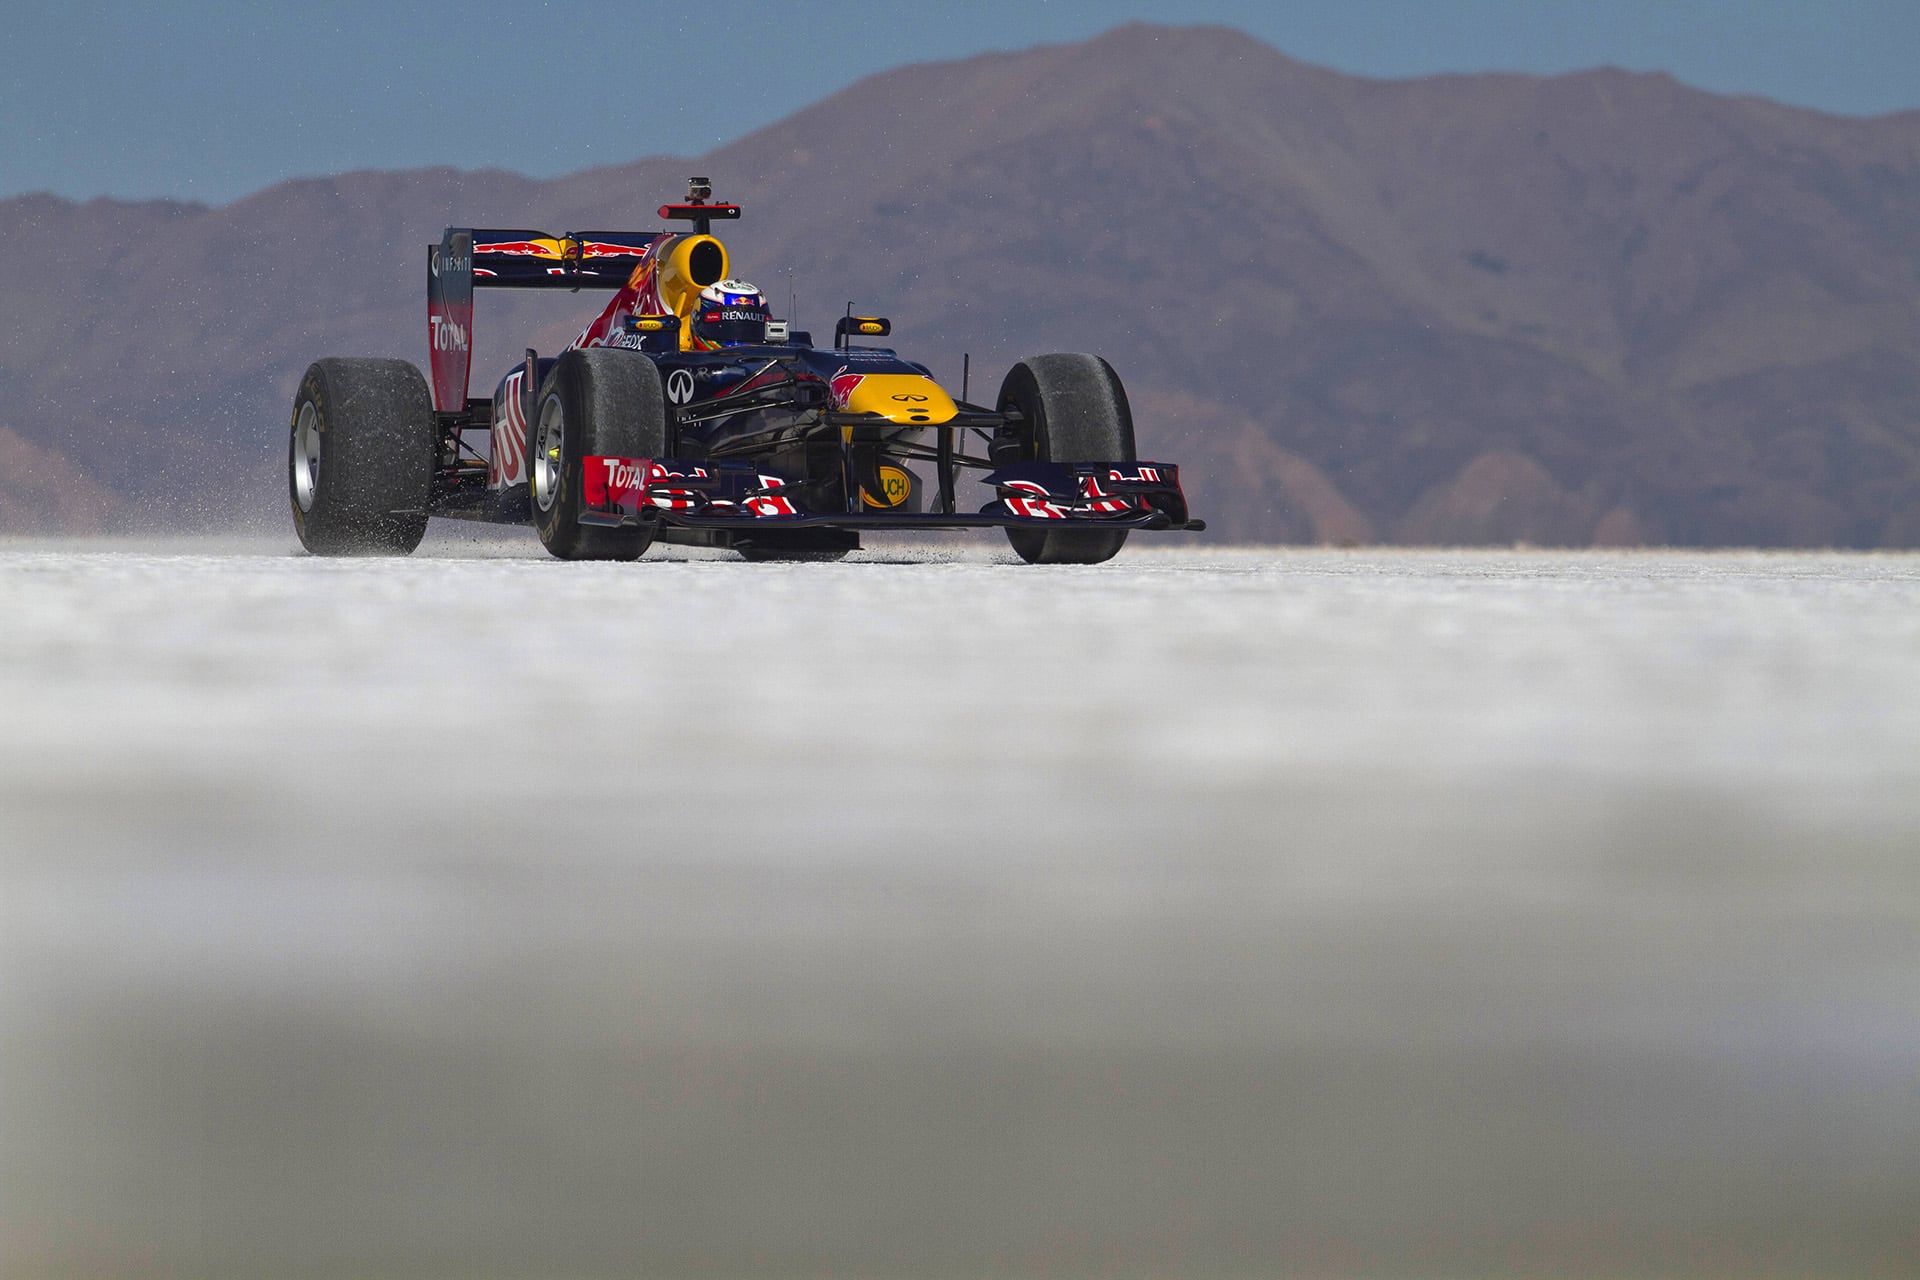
[{"x1": 289, "y1": 179, "x2": 1202, "y2": 562}]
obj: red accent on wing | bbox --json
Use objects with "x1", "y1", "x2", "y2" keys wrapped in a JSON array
[{"x1": 830, "y1": 373, "x2": 865, "y2": 409}]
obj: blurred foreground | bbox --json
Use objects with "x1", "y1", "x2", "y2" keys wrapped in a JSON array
[{"x1": 3, "y1": 536, "x2": 1917, "y2": 1277}]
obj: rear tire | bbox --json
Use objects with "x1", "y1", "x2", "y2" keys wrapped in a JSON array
[
  {"x1": 289, "y1": 358, "x2": 434, "y2": 555},
  {"x1": 530, "y1": 349, "x2": 668, "y2": 561},
  {"x1": 996, "y1": 354, "x2": 1137, "y2": 565}
]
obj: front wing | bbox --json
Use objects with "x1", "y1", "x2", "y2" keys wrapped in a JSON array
[{"x1": 578, "y1": 457, "x2": 1204, "y2": 532}]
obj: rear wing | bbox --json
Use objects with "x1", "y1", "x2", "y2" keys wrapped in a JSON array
[{"x1": 426, "y1": 227, "x2": 667, "y2": 412}]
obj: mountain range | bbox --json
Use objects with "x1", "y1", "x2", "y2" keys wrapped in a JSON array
[{"x1": 4, "y1": 23, "x2": 1918, "y2": 545}]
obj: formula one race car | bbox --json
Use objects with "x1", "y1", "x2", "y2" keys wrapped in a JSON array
[{"x1": 289, "y1": 178, "x2": 1202, "y2": 562}]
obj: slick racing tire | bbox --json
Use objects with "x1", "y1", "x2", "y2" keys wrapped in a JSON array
[
  {"x1": 289, "y1": 358, "x2": 435, "y2": 555},
  {"x1": 996, "y1": 354, "x2": 1137, "y2": 565},
  {"x1": 530, "y1": 349, "x2": 668, "y2": 561}
]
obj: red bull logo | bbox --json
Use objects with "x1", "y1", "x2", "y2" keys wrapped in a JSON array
[
  {"x1": 473, "y1": 238, "x2": 649, "y2": 261},
  {"x1": 830, "y1": 372, "x2": 865, "y2": 409},
  {"x1": 573, "y1": 240, "x2": 646, "y2": 259},
  {"x1": 473, "y1": 239, "x2": 563, "y2": 257}
]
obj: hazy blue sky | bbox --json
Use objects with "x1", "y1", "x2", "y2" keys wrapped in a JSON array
[{"x1": 6, "y1": 0, "x2": 1916, "y2": 205}]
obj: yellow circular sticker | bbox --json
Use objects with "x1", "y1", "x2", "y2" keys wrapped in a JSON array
[{"x1": 862, "y1": 465, "x2": 913, "y2": 508}]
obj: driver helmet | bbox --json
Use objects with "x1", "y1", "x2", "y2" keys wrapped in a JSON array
[{"x1": 691, "y1": 279, "x2": 771, "y2": 348}]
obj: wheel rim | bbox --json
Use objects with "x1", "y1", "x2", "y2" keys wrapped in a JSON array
[
  {"x1": 533, "y1": 394, "x2": 564, "y2": 514},
  {"x1": 291, "y1": 400, "x2": 321, "y2": 513}
]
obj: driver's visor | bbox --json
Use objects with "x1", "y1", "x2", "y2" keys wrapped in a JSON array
[{"x1": 696, "y1": 313, "x2": 768, "y2": 346}]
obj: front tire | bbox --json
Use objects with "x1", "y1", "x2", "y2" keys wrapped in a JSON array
[
  {"x1": 531, "y1": 349, "x2": 669, "y2": 561},
  {"x1": 996, "y1": 354, "x2": 1137, "y2": 565},
  {"x1": 289, "y1": 358, "x2": 435, "y2": 555}
]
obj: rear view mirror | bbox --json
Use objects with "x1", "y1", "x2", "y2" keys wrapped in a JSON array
[{"x1": 835, "y1": 315, "x2": 892, "y2": 344}]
